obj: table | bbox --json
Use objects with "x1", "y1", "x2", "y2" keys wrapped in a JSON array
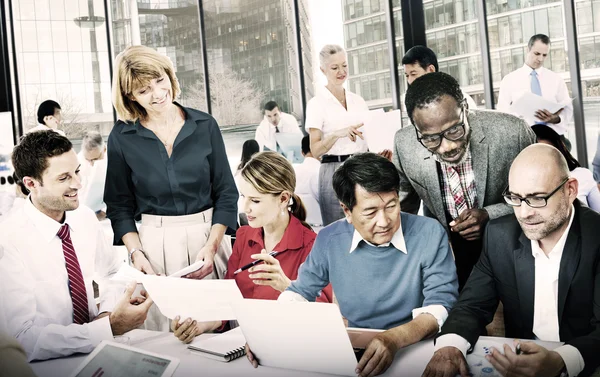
[{"x1": 28, "y1": 330, "x2": 560, "y2": 377}]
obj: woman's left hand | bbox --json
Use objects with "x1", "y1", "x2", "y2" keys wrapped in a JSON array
[
  {"x1": 184, "y1": 245, "x2": 215, "y2": 279},
  {"x1": 248, "y1": 250, "x2": 291, "y2": 292}
]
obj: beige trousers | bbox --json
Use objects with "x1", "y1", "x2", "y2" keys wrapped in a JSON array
[{"x1": 138, "y1": 209, "x2": 232, "y2": 331}]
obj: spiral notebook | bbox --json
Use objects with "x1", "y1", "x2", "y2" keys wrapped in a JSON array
[{"x1": 188, "y1": 327, "x2": 246, "y2": 362}]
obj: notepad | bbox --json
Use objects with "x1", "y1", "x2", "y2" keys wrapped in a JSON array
[{"x1": 188, "y1": 327, "x2": 246, "y2": 362}]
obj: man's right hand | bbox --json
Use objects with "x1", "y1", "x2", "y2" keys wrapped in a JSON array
[
  {"x1": 422, "y1": 346, "x2": 470, "y2": 377},
  {"x1": 109, "y1": 283, "x2": 154, "y2": 335},
  {"x1": 132, "y1": 251, "x2": 157, "y2": 275}
]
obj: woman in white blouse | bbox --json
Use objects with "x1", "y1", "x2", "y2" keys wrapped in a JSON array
[
  {"x1": 532, "y1": 125, "x2": 600, "y2": 212},
  {"x1": 306, "y1": 44, "x2": 383, "y2": 225}
]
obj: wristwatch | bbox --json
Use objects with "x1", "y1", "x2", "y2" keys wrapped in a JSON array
[{"x1": 128, "y1": 248, "x2": 146, "y2": 264}]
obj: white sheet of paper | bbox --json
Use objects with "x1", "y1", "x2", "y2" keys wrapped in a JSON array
[
  {"x1": 140, "y1": 275, "x2": 243, "y2": 321},
  {"x1": 362, "y1": 109, "x2": 402, "y2": 152},
  {"x1": 509, "y1": 92, "x2": 570, "y2": 125},
  {"x1": 168, "y1": 260, "x2": 205, "y2": 278},
  {"x1": 110, "y1": 263, "x2": 146, "y2": 283},
  {"x1": 232, "y1": 299, "x2": 357, "y2": 376}
]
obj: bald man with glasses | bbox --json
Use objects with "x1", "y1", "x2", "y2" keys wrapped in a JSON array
[
  {"x1": 393, "y1": 72, "x2": 535, "y2": 290},
  {"x1": 422, "y1": 144, "x2": 600, "y2": 377}
]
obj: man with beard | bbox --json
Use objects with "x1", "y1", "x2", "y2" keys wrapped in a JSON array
[
  {"x1": 422, "y1": 144, "x2": 600, "y2": 377},
  {"x1": 393, "y1": 72, "x2": 535, "y2": 289},
  {"x1": 0, "y1": 131, "x2": 153, "y2": 361}
]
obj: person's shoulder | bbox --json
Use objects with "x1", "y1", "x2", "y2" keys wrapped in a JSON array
[
  {"x1": 316, "y1": 219, "x2": 353, "y2": 241},
  {"x1": 487, "y1": 213, "x2": 521, "y2": 239},
  {"x1": 502, "y1": 66, "x2": 525, "y2": 81},
  {"x1": 69, "y1": 205, "x2": 100, "y2": 227},
  {"x1": 577, "y1": 203, "x2": 600, "y2": 231},
  {"x1": 539, "y1": 66, "x2": 562, "y2": 79},
  {"x1": 572, "y1": 167, "x2": 594, "y2": 181},
  {"x1": 470, "y1": 109, "x2": 527, "y2": 131},
  {"x1": 401, "y1": 212, "x2": 445, "y2": 237},
  {"x1": 183, "y1": 106, "x2": 212, "y2": 121}
]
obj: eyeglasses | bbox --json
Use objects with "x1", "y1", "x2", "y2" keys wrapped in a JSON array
[
  {"x1": 415, "y1": 102, "x2": 467, "y2": 150},
  {"x1": 502, "y1": 177, "x2": 569, "y2": 208}
]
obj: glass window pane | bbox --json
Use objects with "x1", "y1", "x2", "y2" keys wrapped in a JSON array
[{"x1": 12, "y1": 0, "x2": 113, "y2": 138}]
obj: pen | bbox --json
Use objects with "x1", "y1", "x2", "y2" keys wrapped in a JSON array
[
  {"x1": 515, "y1": 343, "x2": 521, "y2": 355},
  {"x1": 233, "y1": 251, "x2": 281, "y2": 275}
]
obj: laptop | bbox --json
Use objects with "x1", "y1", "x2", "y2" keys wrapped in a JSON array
[{"x1": 232, "y1": 299, "x2": 358, "y2": 376}]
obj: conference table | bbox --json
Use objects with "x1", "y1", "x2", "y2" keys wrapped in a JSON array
[{"x1": 28, "y1": 329, "x2": 563, "y2": 377}]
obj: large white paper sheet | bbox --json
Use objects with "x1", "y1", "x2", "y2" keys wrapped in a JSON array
[
  {"x1": 362, "y1": 109, "x2": 402, "y2": 152},
  {"x1": 141, "y1": 275, "x2": 243, "y2": 321},
  {"x1": 233, "y1": 299, "x2": 358, "y2": 376},
  {"x1": 509, "y1": 92, "x2": 571, "y2": 126}
]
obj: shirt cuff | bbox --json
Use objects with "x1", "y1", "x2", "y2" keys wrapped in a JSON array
[
  {"x1": 412, "y1": 304, "x2": 448, "y2": 332},
  {"x1": 86, "y1": 316, "x2": 113, "y2": 347},
  {"x1": 278, "y1": 291, "x2": 308, "y2": 302},
  {"x1": 554, "y1": 345, "x2": 585, "y2": 377},
  {"x1": 434, "y1": 333, "x2": 471, "y2": 358}
]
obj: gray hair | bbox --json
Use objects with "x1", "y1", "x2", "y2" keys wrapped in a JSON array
[
  {"x1": 82, "y1": 130, "x2": 104, "y2": 151},
  {"x1": 319, "y1": 44, "x2": 346, "y2": 69}
]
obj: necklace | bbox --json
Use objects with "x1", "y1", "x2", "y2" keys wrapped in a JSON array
[{"x1": 154, "y1": 108, "x2": 181, "y2": 148}]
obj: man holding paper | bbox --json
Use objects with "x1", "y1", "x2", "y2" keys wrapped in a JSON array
[
  {"x1": 0, "y1": 131, "x2": 153, "y2": 361},
  {"x1": 393, "y1": 72, "x2": 535, "y2": 290},
  {"x1": 497, "y1": 34, "x2": 573, "y2": 135},
  {"x1": 265, "y1": 153, "x2": 459, "y2": 377}
]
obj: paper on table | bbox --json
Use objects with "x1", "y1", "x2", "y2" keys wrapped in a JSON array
[
  {"x1": 361, "y1": 109, "x2": 402, "y2": 152},
  {"x1": 140, "y1": 275, "x2": 243, "y2": 321},
  {"x1": 509, "y1": 92, "x2": 571, "y2": 125}
]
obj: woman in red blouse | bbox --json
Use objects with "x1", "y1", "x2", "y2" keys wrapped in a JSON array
[{"x1": 172, "y1": 151, "x2": 332, "y2": 343}]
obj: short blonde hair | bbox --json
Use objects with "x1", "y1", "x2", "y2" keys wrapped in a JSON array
[
  {"x1": 319, "y1": 44, "x2": 346, "y2": 69},
  {"x1": 112, "y1": 45, "x2": 181, "y2": 122}
]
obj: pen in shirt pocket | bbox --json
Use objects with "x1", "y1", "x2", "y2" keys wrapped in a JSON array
[{"x1": 233, "y1": 251, "x2": 281, "y2": 274}]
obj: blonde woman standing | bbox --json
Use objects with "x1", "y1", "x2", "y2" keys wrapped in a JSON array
[
  {"x1": 307, "y1": 44, "x2": 390, "y2": 225},
  {"x1": 171, "y1": 152, "x2": 332, "y2": 343},
  {"x1": 105, "y1": 45, "x2": 238, "y2": 330}
]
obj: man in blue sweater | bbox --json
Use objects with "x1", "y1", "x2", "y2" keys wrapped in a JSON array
[{"x1": 279, "y1": 153, "x2": 459, "y2": 377}]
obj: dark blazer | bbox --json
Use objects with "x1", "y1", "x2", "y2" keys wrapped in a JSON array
[{"x1": 439, "y1": 203, "x2": 600, "y2": 376}]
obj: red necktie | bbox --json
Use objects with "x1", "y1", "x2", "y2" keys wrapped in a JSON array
[{"x1": 57, "y1": 224, "x2": 90, "y2": 325}]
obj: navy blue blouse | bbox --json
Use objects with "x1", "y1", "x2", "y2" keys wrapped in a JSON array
[{"x1": 104, "y1": 104, "x2": 238, "y2": 245}]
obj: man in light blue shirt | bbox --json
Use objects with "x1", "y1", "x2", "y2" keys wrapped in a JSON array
[{"x1": 279, "y1": 153, "x2": 459, "y2": 377}]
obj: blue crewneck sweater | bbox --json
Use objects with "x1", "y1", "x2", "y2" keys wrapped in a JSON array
[{"x1": 287, "y1": 212, "x2": 458, "y2": 329}]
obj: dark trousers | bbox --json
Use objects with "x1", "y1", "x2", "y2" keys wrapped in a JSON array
[{"x1": 446, "y1": 212, "x2": 484, "y2": 291}]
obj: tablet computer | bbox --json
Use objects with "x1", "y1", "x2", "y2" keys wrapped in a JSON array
[{"x1": 69, "y1": 340, "x2": 179, "y2": 377}]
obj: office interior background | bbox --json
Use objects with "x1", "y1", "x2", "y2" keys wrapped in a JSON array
[{"x1": 0, "y1": 0, "x2": 599, "y2": 168}]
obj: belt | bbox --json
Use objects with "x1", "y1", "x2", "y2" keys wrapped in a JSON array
[{"x1": 321, "y1": 154, "x2": 352, "y2": 164}]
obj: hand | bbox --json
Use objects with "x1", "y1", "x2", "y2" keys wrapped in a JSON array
[
  {"x1": 355, "y1": 331, "x2": 399, "y2": 377},
  {"x1": 422, "y1": 346, "x2": 470, "y2": 377},
  {"x1": 170, "y1": 316, "x2": 221, "y2": 344},
  {"x1": 95, "y1": 211, "x2": 107, "y2": 221},
  {"x1": 449, "y1": 208, "x2": 489, "y2": 241},
  {"x1": 246, "y1": 343, "x2": 259, "y2": 368},
  {"x1": 131, "y1": 250, "x2": 157, "y2": 275},
  {"x1": 184, "y1": 244, "x2": 216, "y2": 279},
  {"x1": 336, "y1": 123, "x2": 364, "y2": 142},
  {"x1": 378, "y1": 149, "x2": 393, "y2": 161},
  {"x1": 248, "y1": 249, "x2": 291, "y2": 292},
  {"x1": 109, "y1": 283, "x2": 153, "y2": 335},
  {"x1": 534, "y1": 108, "x2": 563, "y2": 124},
  {"x1": 486, "y1": 341, "x2": 565, "y2": 377}
]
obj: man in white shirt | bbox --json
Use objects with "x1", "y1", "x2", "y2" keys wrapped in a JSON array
[
  {"x1": 0, "y1": 130, "x2": 153, "y2": 361},
  {"x1": 254, "y1": 101, "x2": 301, "y2": 151},
  {"x1": 423, "y1": 144, "x2": 600, "y2": 377},
  {"x1": 27, "y1": 100, "x2": 66, "y2": 136},
  {"x1": 293, "y1": 135, "x2": 322, "y2": 226},
  {"x1": 402, "y1": 45, "x2": 477, "y2": 110},
  {"x1": 77, "y1": 131, "x2": 107, "y2": 219},
  {"x1": 497, "y1": 34, "x2": 573, "y2": 135}
]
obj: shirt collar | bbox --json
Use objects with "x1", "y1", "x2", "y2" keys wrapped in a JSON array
[
  {"x1": 349, "y1": 223, "x2": 407, "y2": 254},
  {"x1": 522, "y1": 64, "x2": 544, "y2": 77},
  {"x1": 530, "y1": 204, "x2": 575, "y2": 259},
  {"x1": 246, "y1": 215, "x2": 306, "y2": 252},
  {"x1": 24, "y1": 197, "x2": 79, "y2": 244}
]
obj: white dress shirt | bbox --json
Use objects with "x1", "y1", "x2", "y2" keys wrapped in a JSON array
[
  {"x1": 0, "y1": 199, "x2": 123, "y2": 361},
  {"x1": 293, "y1": 157, "x2": 321, "y2": 226},
  {"x1": 280, "y1": 223, "x2": 449, "y2": 330},
  {"x1": 497, "y1": 64, "x2": 573, "y2": 135},
  {"x1": 571, "y1": 167, "x2": 600, "y2": 212},
  {"x1": 254, "y1": 112, "x2": 301, "y2": 151},
  {"x1": 461, "y1": 89, "x2": 478, "y2": 110},
  {"x1": 435, "y1": 206, "x2": 584, "y2": 377},
  {"x1": 305, "y1": 86, "x2": 369, "y2": 156},
  {"x1": 77, "y1": 151, "x2": 107, "y2": 213}
]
